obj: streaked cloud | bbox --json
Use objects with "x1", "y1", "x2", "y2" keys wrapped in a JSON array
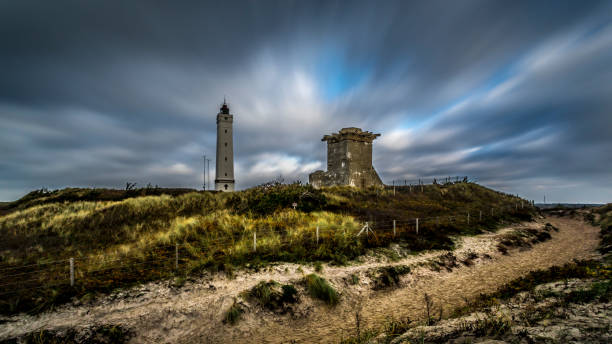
[{"x1": 0, "y1": 0, "x2": 610, "y2": 203}]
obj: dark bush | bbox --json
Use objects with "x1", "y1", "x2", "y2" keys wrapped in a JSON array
[
  {"x1": 373, "y1": 265, "x2": 411, "y2": 290},
  {"x1": 7, "y1": 325, "x2": 132, "y2": 344},
  {"x1": 248, "y1": 280, "x2": 299, "y2": 312},
  {"x1": 228, "y1": 182, "x2": 327, "y2": 216}
]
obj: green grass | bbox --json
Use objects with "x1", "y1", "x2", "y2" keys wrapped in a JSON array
[
  {"x1": 304, "y1": 273, "x2": 339, "y2": 305},
  {"x1": 0, "y1": 182, "x2": 534, "y2": 315}
]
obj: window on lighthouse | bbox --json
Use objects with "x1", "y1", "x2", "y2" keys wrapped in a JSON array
[
  {"x1": 224, "y1": 184, "x2": 228, "y2": 190},
  {"x1": 225, "y1": 142, "x2": 227, "y2": 146}
]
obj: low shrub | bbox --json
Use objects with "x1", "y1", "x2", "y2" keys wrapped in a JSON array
[
  {"x1": 435, "y1": 252, "x2": 459, "y2": 272},
  {"x1": 462, "y1": 250, "x2": 479, "y2": 266},
  {"x1": 248, "y1": 280, "x2": 299, "y2": 312},
  {"x1": 564, "y1": 279, "x2": 611, "y2": 304},
  {"x1": 372, "y1": 265, "x2": 411, "y2": 290},
  {"x1": 544, "y1": 223, "x2": 559, "y2": 232},
  {"x1": 227, "y1": 182, "x2": 327, "y2": 216}
]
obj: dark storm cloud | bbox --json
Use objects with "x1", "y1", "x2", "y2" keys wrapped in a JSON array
[{"x1": 1, "y1": 0, "x2": 611, "y2": 203}]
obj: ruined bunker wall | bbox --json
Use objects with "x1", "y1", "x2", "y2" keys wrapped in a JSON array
[{"x1": 310, "y1": 127, "x2": 383, "y2": 188}]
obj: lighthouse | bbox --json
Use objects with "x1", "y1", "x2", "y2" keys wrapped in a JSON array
[{"x1": 215, "y1": 100, "x2": 235, "y2": 192}]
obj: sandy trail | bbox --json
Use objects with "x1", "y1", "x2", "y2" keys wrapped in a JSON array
[{"x1": 0, "y1": 216, "x2": 600, "y2": 343}]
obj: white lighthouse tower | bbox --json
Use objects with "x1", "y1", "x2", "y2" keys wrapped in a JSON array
[{"x1": 215, "y1": 100, "x2": 235, "y2": 192}]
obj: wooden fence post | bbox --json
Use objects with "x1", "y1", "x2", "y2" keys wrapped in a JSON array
[
  {"x1": 316, "y1": 225, "x2": 319, "y2": 245},
  {"x1": 393, "y1": 220, "x2": 396, "y2": 238},
  {"x1": 416, "y1": 218, "x2": 419, "y2": 235},
  {"x1": 253, "y1": 231, "x2": 257, "y2": 252},
  {"x1": 175, "y1": 244, "x2": 179, "y2": 270},
  {"x1": 467, "y1": 212, "x2": 470, "y2": 225},
  {"x1": 69, "y1": 258, "x2": 74, "y2": 287},
  {"x1": 479, "y1": 210, "x2": 482, "y2": 221}
]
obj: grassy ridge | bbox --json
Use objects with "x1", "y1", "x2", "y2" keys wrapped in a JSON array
[{"x1": 0, "y1": 182, "x2": 533, "y2": 315}]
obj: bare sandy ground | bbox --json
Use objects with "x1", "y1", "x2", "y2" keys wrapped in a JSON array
[{"x1": 0, "y1": 216, "x2": 600, "y2": 343}]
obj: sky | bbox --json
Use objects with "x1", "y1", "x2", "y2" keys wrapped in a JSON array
[{"x1": 1, "y1": 0, "x2": 611, "y2": 203}]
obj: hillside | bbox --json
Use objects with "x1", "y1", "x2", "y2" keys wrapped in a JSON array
[
  {"x1": 0, "y1": 181, "x2": 533, "y2": 316},
  {"x1": 0, "y1": 207, "x2": 596, "y2": 343}
]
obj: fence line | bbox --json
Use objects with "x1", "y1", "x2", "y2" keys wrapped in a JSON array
[
  {"x1": 386, "y1": 176, "x2": 470, "y2": 187},
  {"x1": 0, "y1": 201, "x2": 534, "y2": 296}
]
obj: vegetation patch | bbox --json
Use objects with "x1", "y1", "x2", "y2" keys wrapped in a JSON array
[
  {"x1": 593, "y1": 204, "x2": 612, "y2": 255},
  {"x1": 1, "y1": 325, "x2": 132, "y2": 344},
  {"x1": 304, "y1": 273, "x2": 339, "y2": 306},
  {"x1": 372, "y1": 265, "x2": 411, "y2": 290},
  {"x1": 247, "y1": 280, "x2": 299, "y2": 313},
  {"x1": 497, "y1": 227, "x2": 551, "y2": 254},
  {"x1": 544, "y1": 222, "x2": 559, "y2": 232},
  {"x1": 430, "y1": 252, "x2": 459, "y2": 272},
  {"x1": 466, "y1": 260, "x2": 610, "y2": 311},
  {"x1": 226, "y1": 182, "x2": 327, "y2": 216},
  {"x1": 563, "y1": 279, "x2": 611, "y2": 304},
  {"x1": 461, "y1": 250, "x2": 479, "y2": 266},
  {"x1": 223, "y1": 300, "x2": 244, "y2": 325}
]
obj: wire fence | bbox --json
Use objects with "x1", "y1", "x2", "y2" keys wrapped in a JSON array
[
  {"x1": 386, "y1": 176, "x2": 472, "y2": 187},
  {"x1": 0, "y1": 200, "x2": 533, "y2": 298}
]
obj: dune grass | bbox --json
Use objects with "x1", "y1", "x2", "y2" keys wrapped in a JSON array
[
  {"x1": 304, "y1": 273, "x2": 339, "y2": 306},
  {"x1": 0, "y1": 182, "x2": 534, "y2": 315}
]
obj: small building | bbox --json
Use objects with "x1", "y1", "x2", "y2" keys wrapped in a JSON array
[{"x1": 309, "y1": 127, "x2": 383, "y2": 188}]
